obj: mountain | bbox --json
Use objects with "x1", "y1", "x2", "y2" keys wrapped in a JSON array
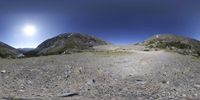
[
  {"x1": 0, "y1": 41, "x2": 21, "y2": 58},
  {"x1": 26, "y1": 33, "x2": 108, "y2": 56},
  {"x1": 18, "y1": 48, "x2": 35, "y2": 53},
  {"x1": 143, "y1": 34, "x2": 200, "y2": 57}
]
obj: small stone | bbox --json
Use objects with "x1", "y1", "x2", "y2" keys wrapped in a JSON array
[
  {"x1": 194, "y1": 94, "x2": 198, "y2": 96},
  {"x1": 57, "y1": 92, "x2": 79, "y2": 97},
  {"x1": 181, "y1": 94, "x2": 186, "y2": 97},
  {"x1": 166, "y1": 81, "x2": 170, "y2": 84},
  {"x1": 161, "y1": 80, "x2": 169, "y2": 84},
  {"x1": 92, "y1": 79, "x2": 96, "y2": 83},
  {"x1": 87, "y1": 79, "x2": 96, "y2": 85},
  {"x1": 194, "y1": 84, "x2": 200, "y2": 88},
  {"x1": 19, "y1": 89, "x2": 25, "y2": 92},
  {"x1": 27, "y1": 80, "x2": 32, "y2": 84},
  {"x1": 1, "y1": 70, "x2": 6, "y2": 73},
  {"x1": 136, "y1": 79, "x2": 146, "y2": 85}
]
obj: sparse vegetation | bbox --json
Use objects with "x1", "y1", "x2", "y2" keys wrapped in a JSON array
[
  {"x1": 0, "y1": 43, "x2": 20, "y2": 58},
  {"x1": 143, "y1": 48, "x2": 150, "y2": 51},
  {"x1": 145, "y1": 34, "x2": 200, "y2": 57},
  {"x1": 149, "y1": 40, "x2": 191, "y2": 49}
]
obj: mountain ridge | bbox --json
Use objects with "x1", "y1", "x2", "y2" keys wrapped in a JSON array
[
  {"x1": 0, "y1": 41, "x2": 21, "y2": 58},
  {"x1": 1, "y1": 33, "x2": 200, "y2": 58},
  {"x1": 26, "y1": 32, "x2": 108, "y2": 56}
]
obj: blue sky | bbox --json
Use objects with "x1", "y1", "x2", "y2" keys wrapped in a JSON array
[{"x1": 0, "y1": 0, "x2": 200, "y2": 48}]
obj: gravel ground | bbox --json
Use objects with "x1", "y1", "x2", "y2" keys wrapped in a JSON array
[{"x1": 0, "y1": 45, "x2": 200, "y2": 100}]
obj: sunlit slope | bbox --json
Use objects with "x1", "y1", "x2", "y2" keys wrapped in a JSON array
[{"x1": 144, "y1": 34, "x2": 200, "y2": 57}]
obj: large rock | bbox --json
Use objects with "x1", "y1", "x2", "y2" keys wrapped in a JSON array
[
  {"x1": 26, "y1": 33, "x2": 108, "y2": 56},
  {"x1": 143, "y1": 34, "x2": 200, "y2": 56}
]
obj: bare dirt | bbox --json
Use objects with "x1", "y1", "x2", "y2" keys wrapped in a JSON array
[{"x1": 0, "y1": 45, "x2": 200, "y2": 100}]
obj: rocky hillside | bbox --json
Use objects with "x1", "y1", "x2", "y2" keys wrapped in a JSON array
[
  {"x1": 0, "y1": 41, "x2": 21, "y2": 58},
  {"x1": 26, "y1": 33, "x2": 108, "y2": 56},
  {"x1": 144, "y1": 34, "x2": 200, "y2": 57}
]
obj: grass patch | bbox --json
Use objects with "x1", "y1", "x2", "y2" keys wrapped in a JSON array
[
  {"x1": 192, "y1": 56, "x2": 199, "y2": 60},
  {"x1": 157, "y1": 41, "x2": 191, "y2": 49},
  {"x1": 147, "y1": 39, "x2": 191, "y2": 49}
]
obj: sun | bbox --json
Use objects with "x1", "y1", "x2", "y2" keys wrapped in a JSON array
[{"x1": 23, "y1": 25, "x2": 37, "y2": 36}]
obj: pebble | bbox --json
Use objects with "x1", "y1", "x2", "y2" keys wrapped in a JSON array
[
  {"x1": 181, "y1": 94, "x2": 186, "y2": 97},
  {"x1": 194, "y1": 84, "x2": 200, "y2": 88},
  {"x1": 1, "y1": 70, "x2": 6, "y2": 73},
  {"x1": 87, "y1": 79, "x2": 96, "y2": 85},
  {"x1": 194, "y1": 94, "x2": 198, "y2": 96},
  {"x1": 136, "y1": 79, "x2": 146, "y2": 85},
  {"x1": 27, "y1": 80, "x2": 32, "y2": 84},
  {"x1": 162, "y1": 80, "x2": 169, "y2": 84},
  {"x1": 19, "y1": 89, "x2": 25, "y2": 92},
  {"x1": 57, "y1": 92, "x2": 79, "y2": 97}
]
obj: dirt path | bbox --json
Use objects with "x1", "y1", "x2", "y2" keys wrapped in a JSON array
[{"x1": 0, "y1": 45, "x2": 200, "y2": 100}]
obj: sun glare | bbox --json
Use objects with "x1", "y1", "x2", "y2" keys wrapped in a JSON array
[{"x1": 23, "y1": 25, "x2": 37, "y2": 36}]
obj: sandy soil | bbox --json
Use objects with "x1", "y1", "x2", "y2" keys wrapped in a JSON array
[{"x1": 0, "y1": 45, "x2": 200, "y2": 100}]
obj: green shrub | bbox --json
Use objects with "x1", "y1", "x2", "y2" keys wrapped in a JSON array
[{"x1": 148, "y1": 40, "x2": 191, "y2": 49}]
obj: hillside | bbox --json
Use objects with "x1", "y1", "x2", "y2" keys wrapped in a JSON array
[
  {"x1": 143, "y1": 34, "x2": 200, "y2": 57},
  {"x1": 26, "y1": 33, "x2": 108, "y2": 56},
  {"x1": 0, "y1": 41, "x2": 21, "y2": 58}
]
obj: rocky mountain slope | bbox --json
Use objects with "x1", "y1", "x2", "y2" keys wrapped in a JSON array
[
  {"x1": 26, "y1": 33, "x2": 108, "y2": 56},
  {"x1": 143, "y1": 34, "x2": 200, "y2": 57},
  {"x1": 0, "y1": 41, "x2": 21, "y2": 58}
]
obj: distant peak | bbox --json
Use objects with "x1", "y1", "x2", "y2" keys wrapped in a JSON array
[
  {"x1": 0, "y1": 41, "x2": 20, "y2": 58},
  {"x1": 58, "y1": 32, "x2": 84, "y2": 38},
  {"x1": 27, "y1": 32, "x2": 108, "y2": 56}
]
